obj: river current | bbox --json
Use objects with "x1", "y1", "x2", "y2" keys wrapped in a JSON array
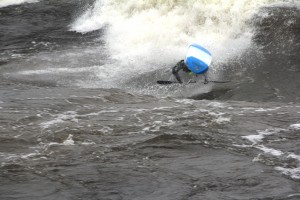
[{"x1": 0, "y1": 0, "x2": 300, "y2": 199}]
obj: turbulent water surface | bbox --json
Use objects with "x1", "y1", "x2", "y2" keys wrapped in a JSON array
[{"x1": 1, "y1": 0, "x2": 300, "y2": 199}]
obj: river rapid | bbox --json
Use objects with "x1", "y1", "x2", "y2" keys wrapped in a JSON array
[{"x1": 0, "y1": 0, "x2": 300, "y2": 199}]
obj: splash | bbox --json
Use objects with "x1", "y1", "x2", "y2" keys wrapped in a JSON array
[
  {"x1": 71, "y1": 0, "x2": 289, "y2": 61},
  {"x1": 69, "y1": 0, "x2": 297, "y2": 92}
]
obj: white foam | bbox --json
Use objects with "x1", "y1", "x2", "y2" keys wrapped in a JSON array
[
  {"x1": 240, "y1": 125, "x2": 300, "y2": 180},
  {"x1": 275, "y1": 166, "x2": 300, "y2": 180},
  {"x1": 0, "y1": 0, "x2": 39, "y2": 8},
  {"x1": 208, "y1": 102, "x2": 227, "y2": 108},
  {"x1": 287, "y1": 153, "x2": 300, "y2": 161},
  {"x1": 288, "y1": 193, "x2": 300, "y2": 198},
  {"x1": 0, "y1": 152, "x2": 18, "y2": 161},
  {"x1": 257, "y1": 145, "x2": 284, "y2": 156},
  {"x1": 86, "y1": 110, "x2": 119, "y2": 116},
  {"x1": 208, "y1": 111, "x2": 225, "y2": 117},
  {"x1": 255, "y1": 107, "x2": 281, "y2": 112},
  {"x1": 68, "y1": 0, "x2": 298, "y2": 91},
  {"x1": 242, "y1": 128, "x2": 284, "y2": 145},
  {"x1": 20, "y1": 152, "x2": 39, "y2": 159},
  {"x1": 0, "y1": 151, "x2": 41, "y2": 163},
  {"x1": 290, "y1": 123, "x2": 300, "y2": 130},
  {"x1": 81, "y1": 140, "x2": 96, "y2": 146},
  {"x1": 70, "y1": 0, "x2": 105, "y2": 33},
  {"x1": 241, "y1": 128, "x2": 300, "y2": 180},
  {"x1": 242, "y1": 134, "x2": 265, "y2": 144},
  {"x1": 152, "y1": 106, "x2": 176, "y2": 110},
  {"x1": 70, "y1": 0, "x2": 288, "y2": 76},
  {"x1": 242, "y1": 107, "x2": 256, "y2": 110},
  {"x1": 174, "y1": 99, "x2": 196, "y2": 104},
  {"x1": 99, "y1": 126, "x2": 113, "y2": 134},
  {"x1": 18, "y1": 66, "x2": 100, "y2": 75},
  {"x1": 215, "y1": 116, "x2": 231, "y2": 124},
  {"x1": 63, "y1": 134, "x2": 75, "y2": 146},
  {"x1": 40, "y1": 111, "x2": 78, "y2": 129}
]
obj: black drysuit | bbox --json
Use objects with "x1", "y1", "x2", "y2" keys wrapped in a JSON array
[{"x1": 172, "y1": 60, "x2": 191, "y2": 83}]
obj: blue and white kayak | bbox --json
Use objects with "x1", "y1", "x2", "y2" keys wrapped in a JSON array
[{"x1": 184, "y1": 44, "x2": 212, "y2": 74}]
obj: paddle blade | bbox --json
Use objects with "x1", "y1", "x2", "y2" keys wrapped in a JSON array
[
  {"x1": 208, "y1": 80, "x2": 231, "y2": 83},
  {"x1": 157, "y1": 80, "x2": 175, "y2": 85}
]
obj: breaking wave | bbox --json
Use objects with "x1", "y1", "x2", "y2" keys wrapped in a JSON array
[{"x1": 71, "y1": 0, "x2": 294, "y2": 64}]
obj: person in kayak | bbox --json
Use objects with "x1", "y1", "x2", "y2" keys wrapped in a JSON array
[{"x1": 172, "y1": 60, "x2": 208, "y2": 84}]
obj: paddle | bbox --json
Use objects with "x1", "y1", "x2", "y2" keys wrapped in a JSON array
[
  {"x1": 157, "y1": 80, "x2": 177, "y2": 85},
  {"x1": 207, "y1": 80, "x2": 231, "y2": 83},
  {"x1": 157, "y1": 80, "x2": 230, "y2": 85}
]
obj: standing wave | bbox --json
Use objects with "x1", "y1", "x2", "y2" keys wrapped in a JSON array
[
  {"x1": 71, "y1": 0, "x2": 293, "y2": 61},
  {"x1": 69, "y1": 0, "x2": 299, "y2": 99}
]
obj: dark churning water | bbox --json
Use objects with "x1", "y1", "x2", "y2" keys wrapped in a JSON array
[{"x1": 0, "y1": 0, "x2": 300, "y2": 199}]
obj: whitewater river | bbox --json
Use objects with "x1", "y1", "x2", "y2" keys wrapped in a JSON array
[{"x1": 0, "y1": 0, "x2": 300, "y2": 199}]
